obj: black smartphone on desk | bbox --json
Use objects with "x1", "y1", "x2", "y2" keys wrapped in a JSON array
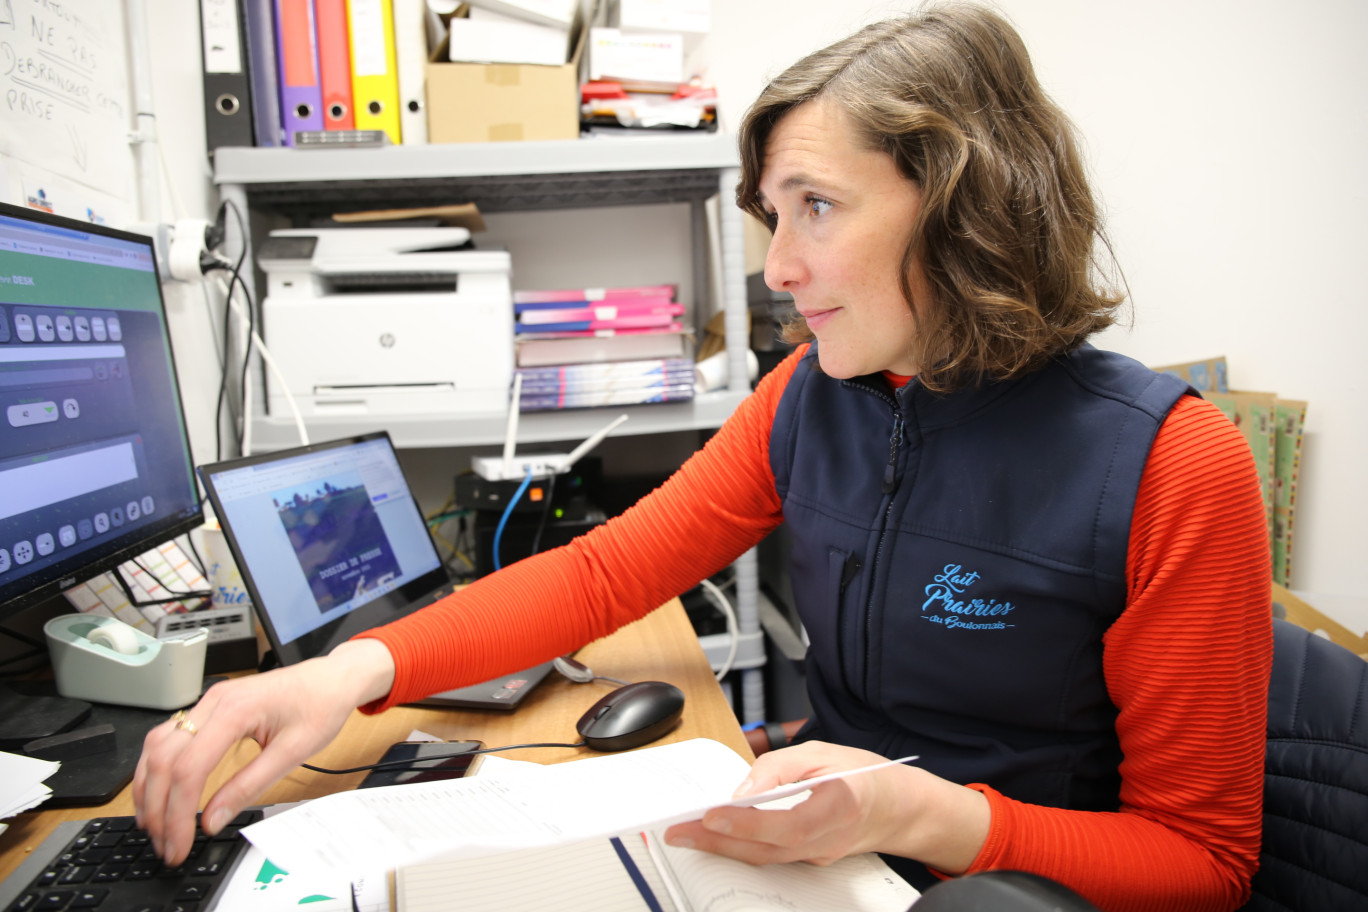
[{"x1": 358, "y1": 740, "x2": 485, "y2": 788}]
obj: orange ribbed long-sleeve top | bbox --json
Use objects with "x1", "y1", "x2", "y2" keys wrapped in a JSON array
[{"x1": 359, "y1": 346, "x2": 1272, "y2": 912}]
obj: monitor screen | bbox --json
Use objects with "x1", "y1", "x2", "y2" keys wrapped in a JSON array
[{"x1": 0, "y1": 202, "x2": 203, "y2": 620}]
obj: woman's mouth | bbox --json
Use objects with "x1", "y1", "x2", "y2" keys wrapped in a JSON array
[{"x1": 800, "y1": 307, "x2": 839, "y2": 332}]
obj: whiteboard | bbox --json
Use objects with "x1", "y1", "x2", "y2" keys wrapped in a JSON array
[{"x1": 0, "y1": 0, "x2": 135, "y2": 213}]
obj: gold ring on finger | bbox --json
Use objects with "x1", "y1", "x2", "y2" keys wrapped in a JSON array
[{"x1": 170, "y1": 710, "x2": 199, "y2": 736}]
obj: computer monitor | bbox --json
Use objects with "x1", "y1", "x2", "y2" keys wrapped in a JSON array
[{"x1": 0, "y1": 201, "x2": 203, "y2": 632}]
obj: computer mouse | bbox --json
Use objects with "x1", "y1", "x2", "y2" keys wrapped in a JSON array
[{"x1": 576, "y1": 680, "x2": 685, "y2": 751}]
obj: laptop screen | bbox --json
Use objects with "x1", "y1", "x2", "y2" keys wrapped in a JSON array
[{"x1": 199, "y1": 433, "x2": 449, "y2": 665}]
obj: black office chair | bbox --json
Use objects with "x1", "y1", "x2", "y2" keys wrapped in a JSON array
[
  {"x1": 758, "y1": 618, "x2": 1368, "y2": 910},
  {"x1": 1236, "y1": 617, "x2": 1368, "y2": 911},
  {"x1": 915, "y1": 871, "x2": 1100, "y2": 911}
]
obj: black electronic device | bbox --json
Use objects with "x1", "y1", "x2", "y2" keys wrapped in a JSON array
[
  {"x1": 459, "y1": 455, "x2": 606, "y2": 576},
  {"x1": 358, "y1": 739, "x2": 485, "y2": 788},
  {"x1": 0, "y1": 202, "x2": 204, "y2": 795},
  {"x1": 472, "y1": 509, "x2": 605, "y2": 578},
  {"x1": 576, "y1": 680, "x2": 685, "y2": 751}
]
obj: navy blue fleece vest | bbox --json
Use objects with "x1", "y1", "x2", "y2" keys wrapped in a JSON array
[{"x1": 770, "y1": 344, "x2": 1189, "y2": 813}]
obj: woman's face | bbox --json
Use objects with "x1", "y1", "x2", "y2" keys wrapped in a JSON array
[{"x1": 759, "y1": 99, "x2": 926, "y2": 379}]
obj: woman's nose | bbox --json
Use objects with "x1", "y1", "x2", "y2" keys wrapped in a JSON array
[{"x1": 763, "y1": 227, "x2": 805, "y2": 292}]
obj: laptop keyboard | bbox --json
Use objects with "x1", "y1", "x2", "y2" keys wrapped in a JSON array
[{"x1": 6, "y1": 809, "x2": 262, "y2": 912}]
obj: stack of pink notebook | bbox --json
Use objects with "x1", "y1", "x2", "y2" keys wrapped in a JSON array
[
  {"x1": 514, "y1": 285, "x2": 692, "y2": 367},
  {"x1": 512, "y1": 285, "x2": 695, "y2": 410}
]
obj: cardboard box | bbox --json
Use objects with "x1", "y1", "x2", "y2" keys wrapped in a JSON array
[
  {"x1": 1153, "y1": 355, "x2": 1230, "y2": 393},
  {"x1": 1151, "y1": 356, "x2": 1312, "y2": 587},
  {"x1": 426, "y1": 7, "x2": 587, "y2": 143},
  {"x1": 1272, "y1": 399, "x2": 1308, "y2": 586},
  {"x1": 1273, "y1": 584, "x2": 1368, "y2": 661},
  {"x1": 1205, "y1": 389, "x2": 1277, "y2": 537}
]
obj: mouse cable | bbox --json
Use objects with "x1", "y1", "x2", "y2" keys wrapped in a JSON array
[{"x1": 301, "y1": 740, "x2": 590, "y2": 775}]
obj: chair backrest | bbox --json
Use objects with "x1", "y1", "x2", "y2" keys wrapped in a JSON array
[
  {"x1": 1238, "y1": 617, "x2": 1368, "y2": 911},
  {"x1": 915, "y1": 870, "x2": 1101, "y2": 911}
]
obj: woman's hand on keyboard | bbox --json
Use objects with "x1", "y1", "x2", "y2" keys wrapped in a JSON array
[{"x1": 132, "y1": 637, "x2": 397, "y2": 866}]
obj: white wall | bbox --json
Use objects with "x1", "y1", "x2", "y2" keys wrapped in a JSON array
[
  {"x1": 143, "y1": 1, "x2": 1368, "y2": 626},
  {"x1": 704, "y1": 0, "x2": 1368, "y2": 623}
]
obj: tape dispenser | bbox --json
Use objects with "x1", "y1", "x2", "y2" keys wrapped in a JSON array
[{"x1": 44, "y1": 614, "x2": 208, "y2": 710}]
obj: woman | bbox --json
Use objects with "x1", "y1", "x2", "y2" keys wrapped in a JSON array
[{"x1": 136, "y1": 6, "x2": 1271, "y2": 909}]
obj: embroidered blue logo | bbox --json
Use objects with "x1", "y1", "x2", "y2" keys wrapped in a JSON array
[{"x1": 921, "y1": 564, "x2": 1016, "y2": 630}]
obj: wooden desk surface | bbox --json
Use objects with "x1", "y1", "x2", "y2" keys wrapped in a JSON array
[{"x1": 0, "y1": 599, "x2": 751, "y2": 883}]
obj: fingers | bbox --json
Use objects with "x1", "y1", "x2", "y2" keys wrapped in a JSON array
[
  {"x1": 136, "y1": 689, "x2": 252, "y2": 865},
  {"x1": 666, "y1": 819, "x2": 809, "y2": 865},
  {"x1": 132, "y1": 658, "x2": 369, "y2": 866},
  {"x1": 134, "y1": 679, "x2": 268, "y2": 863},
  {"x1": 665, "y1": 805, "x2": 850, "y2": 866},
  {"x1": 664, "y1": 742, "x2": 906, "y2": 867},
  {"x1": 737, "y1": 740, "x2": 886, "y2": 796},
  {"x1": 199, "y1": 727, "x2": 330, "y2": 835}
]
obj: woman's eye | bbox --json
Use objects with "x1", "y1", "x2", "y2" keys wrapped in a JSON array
[{"x1": 806, "y1": 196, "x2": 833, "y2": 217}]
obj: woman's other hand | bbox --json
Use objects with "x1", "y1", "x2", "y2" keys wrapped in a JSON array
[{"x1": 663, "y1": 740, "x2": 989, "y2": 873}]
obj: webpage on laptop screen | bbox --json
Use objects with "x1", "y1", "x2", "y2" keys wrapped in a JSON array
[{"x1": 209, "y1": 439, "x2": 440, "y2": 645}]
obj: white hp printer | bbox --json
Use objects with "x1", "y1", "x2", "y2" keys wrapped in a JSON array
[{"x1": 258, "y1": 227, "x2": 512, "y2": 417}]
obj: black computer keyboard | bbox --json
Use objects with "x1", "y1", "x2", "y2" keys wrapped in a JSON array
[{"x1": 5, "y1": 809, "x2": 263, "y2": 912}]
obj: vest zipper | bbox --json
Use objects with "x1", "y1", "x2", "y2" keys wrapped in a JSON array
[
  {"x1": 882, "y1": 410, "x2": 904, "y2": 494},
  {"x1": 837, "y1": 379, "x2": 906, "y2": 703},
  {"x1": 866, "y1": 404, "x2": 905, "y2": 697}
]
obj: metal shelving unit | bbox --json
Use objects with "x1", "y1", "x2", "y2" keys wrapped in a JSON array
[
  {"x1": 213, "y1": 134, "x2": 751, "y2": 449},
  {"x1": 212, "y1": 134, "x2": 767, "y2": 722}
]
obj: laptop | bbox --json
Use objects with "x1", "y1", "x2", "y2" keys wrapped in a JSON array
[{"x1": 197, "y1": 432, "x2": 552, "y2": 710}]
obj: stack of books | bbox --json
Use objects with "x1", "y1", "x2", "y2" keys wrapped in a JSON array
[
  {"x1": 516, "y1": 358, "x2": 696, "y2": 411},
  {"x1": 513, "y1": 284, "x2": 695, "y2": 411}
]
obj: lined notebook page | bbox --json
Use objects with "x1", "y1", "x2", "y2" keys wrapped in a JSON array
[
  {"x1": 394, "y1": 832, "x2": 915, "y2": 912},
  {"x1": 394, "y1": 838, "x2": 658, "y2": 912},
  {"x1": 653, "y1": 834, "x2": 919, "y2": 912}
]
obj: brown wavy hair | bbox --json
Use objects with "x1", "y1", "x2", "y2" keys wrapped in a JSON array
[{"x1": 737, "y1": 4, "x2": 1124, "y2": 391}]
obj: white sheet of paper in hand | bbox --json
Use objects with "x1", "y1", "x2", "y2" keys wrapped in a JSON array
[
  {"x1": 642, "y1": 753, "x2": 921, "y2": 831},
  {"x1": 725, "y1": 754, "x2": 920, "y2": 809},
  {"x1": 241, "y1": 739, "x2": 916, "y2": 882}
]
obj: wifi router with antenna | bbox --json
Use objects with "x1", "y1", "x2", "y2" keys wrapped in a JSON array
[{"x1": 470, "y1": 373, "x2": 629, "y2": 482}]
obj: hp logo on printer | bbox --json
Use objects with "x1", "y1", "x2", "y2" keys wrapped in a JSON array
[{"x1": 379, "y1": 333, "x2": 396, "y2": 348}]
